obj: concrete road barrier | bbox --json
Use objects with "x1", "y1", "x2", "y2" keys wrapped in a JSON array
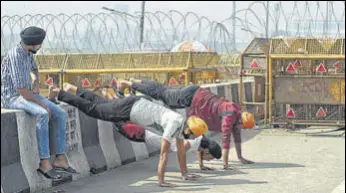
[
  {"x1": 1, "y1": 110, "x2": 31, "y2": 193},
  {"x1": 78, "y1": 111, "x2": 108, "y2": 174}
]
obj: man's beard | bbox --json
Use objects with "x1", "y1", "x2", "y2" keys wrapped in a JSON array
[
  {"x1": 183, "y1": 132, "x2": 191, "y2": 139},
  {"x1": 29, "y1": 49, "x2": 38, "y2": 54}
]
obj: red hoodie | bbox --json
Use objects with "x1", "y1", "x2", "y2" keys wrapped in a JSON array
[{"x1": 188, "y1": 88, "x2": 241, "y2": 149}]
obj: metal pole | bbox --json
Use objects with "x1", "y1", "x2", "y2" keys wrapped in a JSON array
[
  {"x1": 274, "y1": 3, "x2": 280, "y2": 36},
  {"x1": 239, "y1": 54, "x2": 244, "y2": 111},
  {"x1": 264, "y1": 55, "x2": 268, "y2": 124},
  {"x1": 325, "y1": 1, "x2": 329, "y2": 36},
  {"x1": 232, "y1": 1, "x2": 236, "y2": 51},
  {"x1": 268, "y1": 57, "x2": 273, "y2": 124},
  {"x1": 140, "y1": 1, "x2": 146, "y2": 50},
  {"x1": 265, "y1": 1, "x2": 269, "y2": 39},
  {"x1": 64, "y1": 68, "x2": 187, "y2": 74}
]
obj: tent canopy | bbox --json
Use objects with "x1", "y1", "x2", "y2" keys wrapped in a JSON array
[{"x1": 170, "y1": 41, "x2": 213, "y2": 52}]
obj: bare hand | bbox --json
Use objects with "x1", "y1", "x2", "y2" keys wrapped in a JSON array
[
  {"x1": 200, "y1": 165, "x2": 215, "y2": 171},
  {"x1": 223, "y1": 164, "x2": 237, "y2": 170},
  {"x1": 158, "y1": 182, "x2": 177, "y2": 188},
  {"x1": 32, "y1": 80, "x2": 40, "y2": 94},
  {"x1": 32, "y1": 85, "x2": 40, "y2": 94},
  {"x1": 239, "y1": 158, "x2": 254, "y2": 164}
]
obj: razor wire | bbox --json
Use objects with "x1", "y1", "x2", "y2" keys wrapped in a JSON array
[{"x1": 1, "y1": 1, "x2": 344, "y2": 55}]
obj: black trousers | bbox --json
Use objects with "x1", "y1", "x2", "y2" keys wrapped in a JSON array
[
  {"x1": 76, "y1": 88, "x2": 108, "y2": 104},
  {"x1": 131, "y1": 80, "x2": 166, "y2": 100},
  {"x1": 131, "y1": 80, "x2": 199, "y2": 108},
  {"x1": 57, "y1": 88, "x2": 129, "y2": 122},
  {"x1": 77, "y1": 88, "x2": 135, "y2": 139}
]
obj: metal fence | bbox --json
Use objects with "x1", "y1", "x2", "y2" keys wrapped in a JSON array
[
  {"x1": 28, "y1": 52, "x2": 241, "y2": 96},
  {"x1": 268, "y1": 37, "x2": 345, "y2": 127}
]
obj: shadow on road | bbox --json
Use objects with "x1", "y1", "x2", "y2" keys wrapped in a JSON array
[
  {"x1": 234, "y1": 162, "x2": 305, "y2": 170},
  {"x1": 158, "y1": 176, "x2": 268, "y2": 185},
  {"x1": 203, "y1": 161, "x2": 305, "y2": 170},
  {"x1": 127, "y1": 177, "x2": 268, "y2": 193}
]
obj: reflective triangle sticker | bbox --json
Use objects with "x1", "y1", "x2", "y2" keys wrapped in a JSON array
[
  {"x1": 46, "y1": 77, "x2": 53, "y2": 86},
  {"x1": 316, "y1": 63, "x2": 327, "y2": 73},
  {"x1": 94, "y1": 80, "x2": 102, "y2": 87},
  {"x1": 334, "y1": 61, "x2": 341, "y2": 69},
  {"x1": 82, "y1": 78, "x2": 91, "y2": 88},
  {"x1": 294, "y1": 60, "x2": 302, "y2": 67},
  {"x1": 168, "y1": 77, "x2": 178, "y2": 86},
  {"x1": 109, "y1": 78, "x2": 117, "y2": 87},
  {"x1": 316, "y1": 107, "x2": 327, "y2": 118},
  {"x1": 286, "y1": 63, "x2": 295, "y2": 72},
  {"x1": 250, "y1": 59, "x2": 259, "y2": 69},
  {"x1": 286, "y1": 108, "x2": 295, "y2": 118}
]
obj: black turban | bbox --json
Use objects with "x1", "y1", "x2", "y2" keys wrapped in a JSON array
[{"x1": 20, "y1": 26, "x2": 46, "y2": 45}]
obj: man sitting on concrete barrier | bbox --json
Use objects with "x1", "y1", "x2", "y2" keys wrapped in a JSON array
[
  {"x1": 0, "y1": 26, "x2": 77, "y2": 180},
  {"x1": 92, "y1": 85, "x2": 222, "y2": 170},
  {"x1": 48, "y1": 84, "x2": 208, "y2": 187},
  {"x1": 117, "y1": 79, "x2": 256, "y2": 170}
]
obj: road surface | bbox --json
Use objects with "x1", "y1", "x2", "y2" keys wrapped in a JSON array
[{"x1": 40, "y1": 129, "x2": 345, "y2": 193}]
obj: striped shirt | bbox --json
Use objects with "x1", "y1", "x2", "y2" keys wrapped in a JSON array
[{"x1": 1, "y1": 44, "x2": 38, "y2": 105}]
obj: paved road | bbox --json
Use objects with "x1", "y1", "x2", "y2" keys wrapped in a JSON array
[{"x1": 41, "y1": 129, "x2": 345, "y2": 193}]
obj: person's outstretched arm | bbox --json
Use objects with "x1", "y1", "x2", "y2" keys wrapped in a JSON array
[
  {"x1": 232, "y1": 125, "x2": 254, "y2": 164},
  {"x1": 220, "y1": 114, "x2": 237, "y2": 170},
  {"x1": 176, "y1": 138, "x2": 201, "y2": 180},
  {"x1": 221, "y1": 114, "x2": 254, "y2": 169},
  {"x1": 176, "y1": 138, "x2": 188, "y2": 176},
  {"x1": 157, "y1": 138, "x2": 174, "y2": 187}
]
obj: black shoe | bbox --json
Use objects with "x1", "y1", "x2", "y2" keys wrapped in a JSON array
[
  {"x1": 54, "y1": 166, "x2": 78, "y2": 174},
  {"x1": 37, "y1": 168, "x2": 62, "y2": 180}
]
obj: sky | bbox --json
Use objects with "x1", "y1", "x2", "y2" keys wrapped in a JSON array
[
  {"x1": 2, "y1": 1, "x2": 342, "y2": 18},
  {"x1": 1, "y1": 1, "x2": 344, "y2": 52},
  {"x1": 1, "y1": 1, "x2": 247, "y2": 20},
  {"x1": 0, "y1": 1, "x2": 268, "y2": 42},
  {"x1": 1, "y1": 1, "x2": 251, "y2": 21}
]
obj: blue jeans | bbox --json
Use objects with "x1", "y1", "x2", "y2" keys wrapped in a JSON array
[{"x1": 6, "y1": 94, "x2": 67, "y2": 159}]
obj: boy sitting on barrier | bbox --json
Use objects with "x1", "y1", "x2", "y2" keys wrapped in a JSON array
[
  {"x1": 48, "y1": 83, "x2": 208, "y2": 187},
  {"x1": 117, "y1": 79, "x2": 256, "y2": 170},
  {"x1": 91, "y1": 85, "x2": 222, "y2": 170}
]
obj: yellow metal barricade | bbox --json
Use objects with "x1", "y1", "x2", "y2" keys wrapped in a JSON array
[{"x1": 268, "y1": 38, "x2": 345, "y2": 127}]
